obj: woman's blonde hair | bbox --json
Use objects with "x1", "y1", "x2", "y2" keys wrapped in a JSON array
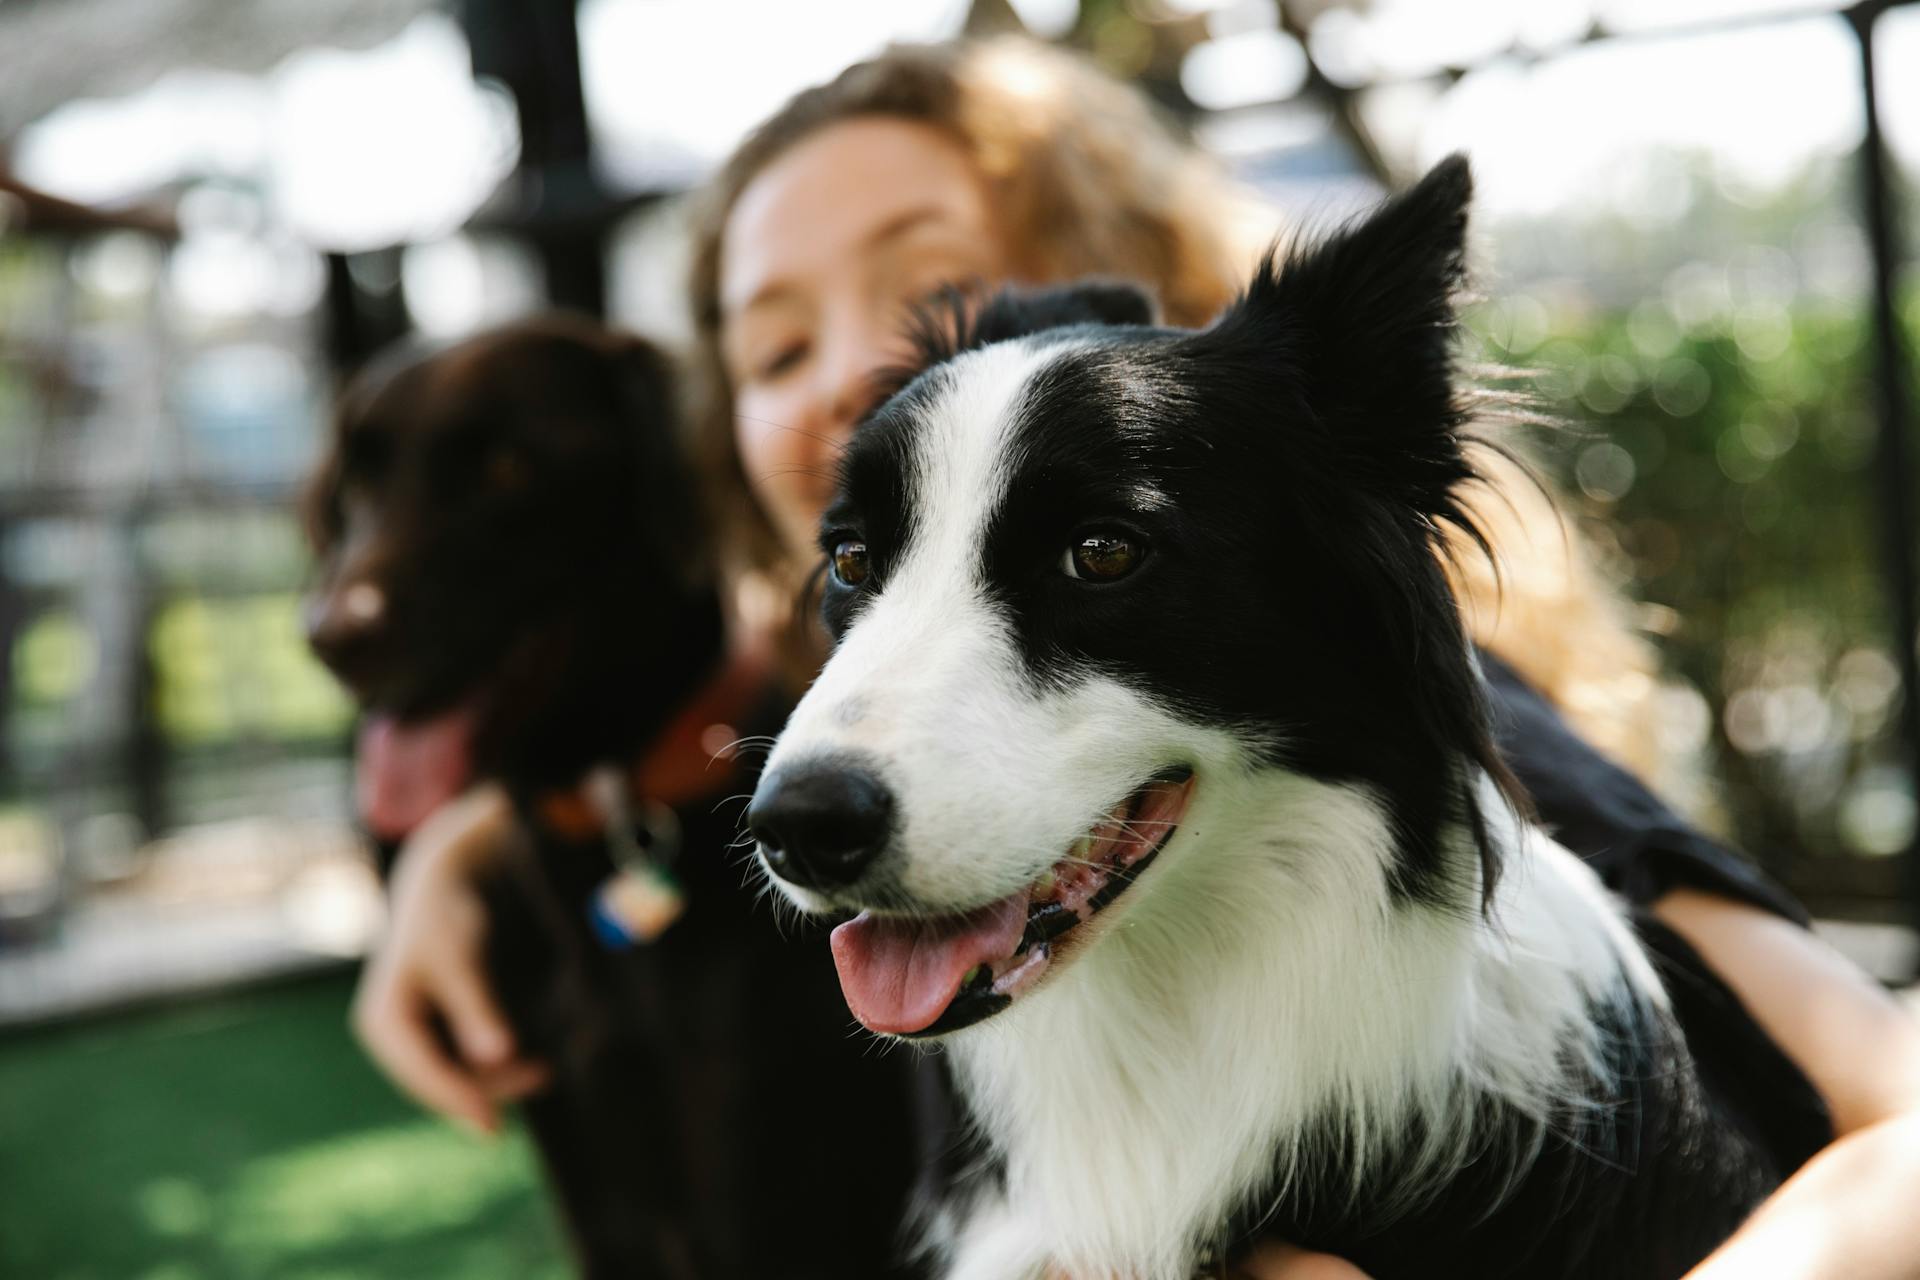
[{"x1": 684, "y1": 36, "x2": 1678, "y2": 791}]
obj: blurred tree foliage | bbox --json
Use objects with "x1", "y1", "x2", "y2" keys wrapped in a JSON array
[{"x1": 1472, "y1": 258, "x2": 1918, "y2": 884}]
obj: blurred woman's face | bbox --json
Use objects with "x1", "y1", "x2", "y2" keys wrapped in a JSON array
[{"x1": 720, "y1": 116, "x2": 1007, "y2": 562}]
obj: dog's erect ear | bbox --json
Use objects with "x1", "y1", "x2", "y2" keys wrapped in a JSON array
[
  {"x1": 1204, "y1": 156, "x2": 1515, "y2": 908},
  {"x1": 1208, "y1": 154, "x2": 1475, "y2": 516}
]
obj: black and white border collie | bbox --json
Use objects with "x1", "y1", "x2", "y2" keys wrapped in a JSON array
[{"x1": 747, "y1": 157, "x2": 1781, "y2": 1280}]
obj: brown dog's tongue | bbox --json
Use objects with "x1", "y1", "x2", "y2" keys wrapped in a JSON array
[
  {"x1": 830, "y1": 893, "x2": 1029, "y2": 1035},
  {"x1": 355, "y1": 707, "x2": 477, "y2": 840}
]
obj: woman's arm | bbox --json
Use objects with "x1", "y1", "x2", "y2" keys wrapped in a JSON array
[
  {"x1": 350, "y1": 783, "x2": 551, "y2": 1134},
  {"x1": 1655, "y1": 888, "x2": 1920, "y2": 1280},
  {"x1": 1244, "y1": 889, "x2": 1920, "y2": 1280}
]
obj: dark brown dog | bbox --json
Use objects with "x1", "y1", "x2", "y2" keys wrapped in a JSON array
[
  {"x1": 304, "y1": 315, "x2": 920, "y2": 1279},
  {"x1": 304, "y1": 315, "x2": 719, "y2": 821}
]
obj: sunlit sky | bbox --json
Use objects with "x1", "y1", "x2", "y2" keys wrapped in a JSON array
[
  {"x1": 579, "y1": 0, "x2": 969, "y2": 187},
  {"x1": 12, "y1": 0, "x2": 1920, "y2": 251}
]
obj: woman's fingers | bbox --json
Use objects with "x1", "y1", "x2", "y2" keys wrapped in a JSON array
[
  {"x1": 350, "y1": 781, "x2": 552, "y2": 1134},
  {"x1": 429, "y1": 938, "x2": 518, "y2": 1070},
  {"x1": 352, "y1": 975, "x2": 500, "y2": 1135},
  {"x1": 479, "y1": 1058, "x2": 554, "y2": 1102}
]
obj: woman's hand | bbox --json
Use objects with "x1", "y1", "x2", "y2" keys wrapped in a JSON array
[
  {"x1": 1655, "y1": 888, "x2": 1920, "y2": 1279},
  {"x1": 350, "y1": 783, "x2": 551, "y2": 1134}
]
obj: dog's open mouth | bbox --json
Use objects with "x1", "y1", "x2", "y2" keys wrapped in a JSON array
[
  {"x1": 355, "y1": 702, "x2": 479, "y2": 840},
  {"x1": 828, "y1": 769, "x2": 1195, "y2": 1038}
]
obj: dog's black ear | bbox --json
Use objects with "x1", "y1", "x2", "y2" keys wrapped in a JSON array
[
  {"x1": 1204, "y1": 157, "x2": 1516, "y2": 910},
  {"x1": 1211, "y1": 155, "x2": 1475, "y2": 517},
  {"x1": 903, "y1": 279, "x2": 1158, "y2": 375},
  {"x1": 968, "y1": 280, "x2": 1158, "y2": 346}
]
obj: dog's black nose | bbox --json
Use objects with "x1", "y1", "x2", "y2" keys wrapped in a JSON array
[
  {"x1": 750, "y1": 760, "x2": 894, "y2": 891},
  {"x1": 304, "y1": 581, "x2": 389, "y2": 674}
]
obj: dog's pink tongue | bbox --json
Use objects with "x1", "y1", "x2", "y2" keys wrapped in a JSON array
[
  {"x1": 355, "y1": 708, "x2": 476, "y2": 840},
  {"x1": 831, "y1": 893, "x2": 1029, "y2": 1034}
]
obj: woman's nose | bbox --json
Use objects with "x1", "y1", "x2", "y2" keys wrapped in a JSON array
[{"x1": 813, "y1": 316, "x2": 892, "y2": 441}]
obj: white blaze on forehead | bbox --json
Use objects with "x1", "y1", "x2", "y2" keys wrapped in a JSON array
[
  {"x1": 785, "y1": 335, "x2": 1069, "y2": 756},
  {"x1": 897, "y1": 337, "x2": 1068, "y2": 593}
]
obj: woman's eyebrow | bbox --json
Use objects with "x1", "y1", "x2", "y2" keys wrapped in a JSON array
[
  {"x1": 859, "y1": 205, "x2": 953, "y2": 251},
  {"x1": 735, "y1": 280, "x2": 802, "y2": 320}
]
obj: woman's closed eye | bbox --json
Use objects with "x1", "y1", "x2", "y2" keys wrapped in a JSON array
[{"x1": 753, "y1": 340, "x2": 809, "y2": 383}]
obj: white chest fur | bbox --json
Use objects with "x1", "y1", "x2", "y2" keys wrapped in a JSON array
[{"x1": 934, "y1": 773, "x2": 1656, "y2": 1280}]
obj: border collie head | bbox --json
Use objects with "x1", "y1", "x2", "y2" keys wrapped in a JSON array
[{"x1": 750, "y1": 156, "x2": 1512, "y2": 1039}]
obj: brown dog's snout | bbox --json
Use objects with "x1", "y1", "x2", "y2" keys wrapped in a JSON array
[{"x1": 304, "y1": 580, "x2": 389, "y2": 670}]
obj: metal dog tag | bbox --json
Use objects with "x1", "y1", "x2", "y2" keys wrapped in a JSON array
[
  {"x1": 585, "y1": 769, "x2": 686, "y2": 947},
  {"x1": 592, "y1": 863, "x2": 686, "y2": 947}
]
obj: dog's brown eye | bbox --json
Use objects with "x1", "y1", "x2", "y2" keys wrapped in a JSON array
[
  {"x1": 832, "y1": 540, "x2": 871, "y2": 588},
  {"x1": 1064, "y1": 531, "x2": 1142, "y2": 582}
]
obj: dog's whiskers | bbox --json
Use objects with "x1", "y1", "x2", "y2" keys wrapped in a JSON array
[
  {"x1": 710, "y1": 791, "x2": 758, "y2": 817},
  {"x1": 757, "y1": 466, "x2": 845, "y2": 490},
  {"x1": 730, "y1": 415, "x2": 850, "y2": 455},
  {"x1": 714, "y1": 734, "x2": 779, "y2": 755},
  {"x1": 706, "y1": 737, "x2": 776, "y2": 771}
]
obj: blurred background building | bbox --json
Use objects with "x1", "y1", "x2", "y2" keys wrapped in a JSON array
[{"x1": 0, "y1": 1, "x2": 1914, "y2": 1275}]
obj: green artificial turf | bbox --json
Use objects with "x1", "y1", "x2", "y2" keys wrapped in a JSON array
[{"x1": 0, "y1": 971, "x2": 571, "y2": 1280}]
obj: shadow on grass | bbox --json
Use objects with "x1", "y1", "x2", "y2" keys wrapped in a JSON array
[{"x1": 0, "y1": 972, "x2": 570, "y2": 1279}]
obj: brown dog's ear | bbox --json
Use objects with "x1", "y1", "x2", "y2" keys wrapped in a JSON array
[
  {"x1": 299, "y1": 410, "x2": 348, "y2": 555},
  {"x1": 605, "y1": 332, "x2": 712, "y2": 589},
  {"x1": 609, "y1": 333, "x2": 676, "y2": 440},
  {"x1": 305, "y1": 341, "x2": 418, "y2": 555}
]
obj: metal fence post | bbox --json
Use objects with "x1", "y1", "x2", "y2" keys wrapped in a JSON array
[{"x1": 1849, "y1": 0, "x2": 1920, "y2": 976}]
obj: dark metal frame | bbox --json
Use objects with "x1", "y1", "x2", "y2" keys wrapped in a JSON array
[{"x1": 1849, "y1": 0, "x2": 1920, "y2": 961}]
